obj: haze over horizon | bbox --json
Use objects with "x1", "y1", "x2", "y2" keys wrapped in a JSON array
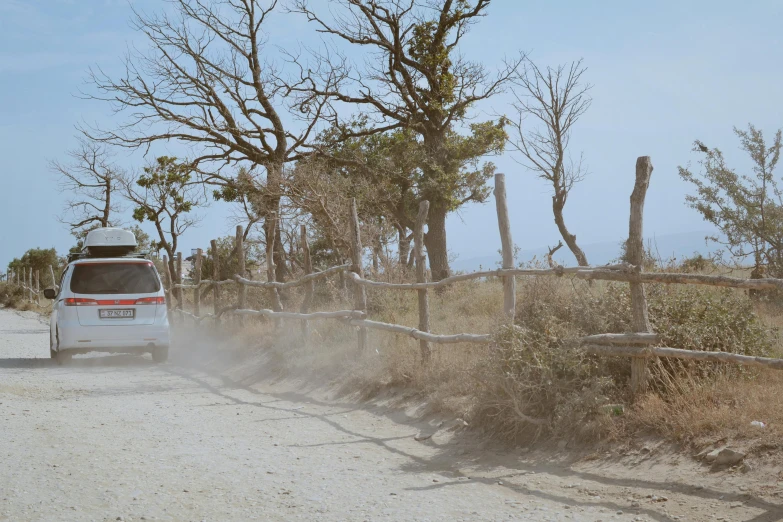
[{"x1": 2, "y1": 0, "x2": 782, "y2": 270}]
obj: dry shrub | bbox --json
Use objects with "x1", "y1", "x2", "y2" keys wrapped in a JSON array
[
  {"x1": 0, "y1": 283, "x2": 24, "y2": 308},
  {"x1": 470, "y1": 276, "x2": 776, "y2": 444},
  {"x1": 207, "y1": 263, "x2": 779, "y2": 447},
  {"x1": 473, "y1": 323, "x2": 617, "y2": 444}
]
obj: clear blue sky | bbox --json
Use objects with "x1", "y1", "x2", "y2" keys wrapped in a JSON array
[{"x1": 1, "y1": 0, "x2": 782, "y2": 271}]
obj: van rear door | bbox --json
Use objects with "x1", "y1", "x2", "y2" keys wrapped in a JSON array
[{"x1": 69, "y1": 261, "x2": 162, "y2": 326}]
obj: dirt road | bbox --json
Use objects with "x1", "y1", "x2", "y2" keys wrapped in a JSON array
[{"x1": 1, "y1": 308, "x2": 781, "y2": 521}]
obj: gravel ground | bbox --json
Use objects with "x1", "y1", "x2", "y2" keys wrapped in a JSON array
[{"x1": 1, "y1": 307, "x2": 781, "y2": 521}]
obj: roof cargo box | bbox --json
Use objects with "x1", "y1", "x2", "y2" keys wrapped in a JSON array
[{"x1": 82, "y1": 227, "x2": 138, "y2": 257}]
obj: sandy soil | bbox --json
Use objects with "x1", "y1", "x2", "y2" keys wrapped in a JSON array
[{"x1": 1, "y1": 307, "x2": 782, "y2": 521}]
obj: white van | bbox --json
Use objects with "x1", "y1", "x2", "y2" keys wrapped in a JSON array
[{"x1": 44, "y1": 228, "x2": 170, "y2": 364}]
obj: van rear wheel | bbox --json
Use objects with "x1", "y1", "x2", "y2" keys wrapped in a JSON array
[
  {"x1": 55, "y1": 350, "x2": 72, "y2": 365},
  {"x1": 151, "y1": 346, "x2": 168, "y2": 363}
]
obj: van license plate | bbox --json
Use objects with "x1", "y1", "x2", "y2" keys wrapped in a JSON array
[{"x1": 99, "y1": 309, "x2": 135, "y2": 319}]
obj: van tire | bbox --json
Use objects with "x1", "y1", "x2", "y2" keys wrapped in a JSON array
[
  {"x1": 56, "y1": 350, "x2": 72, "y2": 365},
  {"x1": 151, "y1": 346, "x2": 168, "y2": 363},
  {"x1": 51, "y1": 328, "x2": 60, "y2": 360}
]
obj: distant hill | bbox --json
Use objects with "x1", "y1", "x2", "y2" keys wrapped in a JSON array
[{"x1": 451, "y1": 231, "x2": 718, "y2": 272}]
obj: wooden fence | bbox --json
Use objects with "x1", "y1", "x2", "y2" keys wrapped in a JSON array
[
  {"x1": 149, "y1": 157, "x2": 783, "y2": 394},
  {"x1": 4, "y1": 265, "x2": 57, "y2": 305}
]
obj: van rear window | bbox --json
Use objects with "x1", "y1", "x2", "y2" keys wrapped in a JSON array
[{"x1": 70, "y1": 263, "x2": 160, "y2": 295}]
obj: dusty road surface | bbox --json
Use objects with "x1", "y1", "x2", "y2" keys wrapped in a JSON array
[{"x1": 2, "y1": 307, "x2": 782, "y2": 521}]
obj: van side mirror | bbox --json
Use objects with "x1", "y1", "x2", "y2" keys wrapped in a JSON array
[{"x1": 43, "y1": 288, "x2": 56, "y2": 300}]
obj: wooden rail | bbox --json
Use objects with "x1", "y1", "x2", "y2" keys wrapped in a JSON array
[
  {"x1": 575, "y1": 269, "x2": 783, "y2": 290},
  {"x1": 583, "y1": 344, "x2": 783, "y2": 371},
  {"x1": 349, "y1": 319, "x2": 493, "y2": 344},
  {"x1": 346, "y1": 264, "x2": 631, "y2": 290},
  {"x1": 165, "y1": 165, "x2": 783, "y2": 395}
]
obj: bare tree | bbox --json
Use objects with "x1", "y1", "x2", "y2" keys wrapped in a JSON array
[
  {"x1": 82, "y1": 0, "x2": 337, "y2": 281},
  {"x1": 508, "y1": 58, "x2": 592, "y2": 266},
  {"x1": 50, "y1": 138, "x2": 124, "y2": 234},
  {"x1": 291, "y1": 0, "x2": 520, "y2": 281}
]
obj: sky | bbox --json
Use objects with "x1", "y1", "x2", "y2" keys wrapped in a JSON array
[{"x1": 1, "y1": 0, "x2": 782, "y2": 271}]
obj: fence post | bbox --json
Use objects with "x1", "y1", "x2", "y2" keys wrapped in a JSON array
[
  {"x1": 299, "y1": 225, "x2": 314, "y2": 343},
  {"x1": 266, "y1": 213, "x2": 284, "y2": 326},
  {"x1": 629, "y1": 156, "x2": 654, "y2": 395},
  {"x1": 176, "y1": 252, "x2": 183, "y2": 321},
  {"x1": 414, "y1": 201, "x2": 431, "y2": 363},
  {"x1": 349, "y1": 198, "x2": 368, "y2": 352},
  {"x1": 27, "y1": 267, "x2": 32, "y2": 303},
  {"x1": 236, "y1": 225, "x2": 246, "y2": 325},
  {"x1": 494, "y1": 173, "x2": 516, "y2": 324},
  {"x1": 35, "y1": 270, "x2": 40, "y2": 304},
  {"x1": 162, "y1": 255, "x2": 173, "y2": 313},
  {"x1": 194, "y1": 248, "x2": 202, "y2": 320},
  {"x1": 49, "y1": 265, "x2": 57, "y2": 291},
  {"x1": 211, "y1": 239, "x2": 220, "y2": 323}
]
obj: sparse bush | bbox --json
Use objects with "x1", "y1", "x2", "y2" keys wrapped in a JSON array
[
  {"x1": 470, "y1": 277, "x2": 776, "y2": 443},
  {"x1": 0, "y1": 283, "x2": 24, "y2": 309},
  {"x1": 474, "y1": 322, "x2": 616, "y2": 443},
  {"x1": 679, "y1": 253, "x2": 716, "y2": 273}
]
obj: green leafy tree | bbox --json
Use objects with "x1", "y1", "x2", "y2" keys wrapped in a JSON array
[
  {"x1": 198, "y1": 235, "x2": 263, "y2": 282},
  {"x1": 301, "y1": 125, "x2": 503, "y2": 270},
  {"x1": 679, "y1": 125, "x2": 783, "y2": 275},
  {"x1": 8, "y1": 248, "x2": 62, "y2": 287},
  {"x1": 121, "y1": 156, "x2": 204, "y2": 289},
  {"x1": 293, "y1": 0, "x2": 520, "y2": 280}
]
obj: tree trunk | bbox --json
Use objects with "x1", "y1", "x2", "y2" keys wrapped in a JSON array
[
  {"x1": 553, "y1": 195, "x2": 588, "y2": 266},
  {"x1": 274, "y1": 217, "x2": 287, "y2": 282},
  {"x1": 103, "y1": 178, "x2": 111, "y2": 227},
  {"x1": 263, "y1": 162, "x2": 287, "y2": 283},
  {"x1": 423, "y1": 203, "x2": 451, "y2": 282},
  {"x1": 397, "y1": 227, "x2": 411, "y2": 267}
]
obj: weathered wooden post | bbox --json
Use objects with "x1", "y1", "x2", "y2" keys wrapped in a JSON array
[
  {"x1": 299, "y1": 225, "x2": 314, "y2": 342},
  {"x1": 266, "y1": 213, "x2": 284, "y2": 326},
  {"x1": 236, "y1": 225, "x2": 246, "y2": 325},
  {"x1": 629, "y1": 156, "x2": 654, "y2": 395},
  {"x1": 211, "y1": 239, "x2": 221, "y2": 322},
  {"x1": 414, "y1": 201, "x2": 431, "y2": 363},
  {"x1": 162, "y1": 255, "x2": 173, "y2": 313},
  {"x1": 49, "y1": 265, "x2": 57, "y2": 291},
  {"x1": 193, "y1": 248, "x2": 203, "y2": 319},
  {"x1": 176, "y1": 252, "x2": 183, "y2": 320},
  {"x1": 35, "y1": 270, "x2": 40, "y2": 304},
  {"x1": 494, "y1": 173, "x2": 516, "y2": 324},
  {"x1": 349, "y1": 198, "x2": 368, "y2": 352},
  {"x1": 27, "y1": 267, "x2": 32, "y2": 302}
]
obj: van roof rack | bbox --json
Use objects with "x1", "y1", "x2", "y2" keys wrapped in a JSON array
[{"x1": 67, "y1": 251, "x2": 152, "y2": 263}]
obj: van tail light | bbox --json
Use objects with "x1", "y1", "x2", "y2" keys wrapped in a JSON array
[
  {"x1": 64, "y1": 298, "x2": 98, "y2": 306},
  {"x1": 134, "y1": 297, "x2": 165, "y2": 305}
]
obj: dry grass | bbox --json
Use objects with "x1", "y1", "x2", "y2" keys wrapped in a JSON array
[
  {"x1": 144, "y1": 265, "x2": 783, "y2": 451},
  {"x1": 629, "y1": 367, "x2": 783, "y2": 448}
]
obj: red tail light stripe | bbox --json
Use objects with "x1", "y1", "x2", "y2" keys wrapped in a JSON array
[
  {"x1": 134, "y1": 297, "x2": 165, "y2": 305},
  {"x1": 64, "y1": 297, "x2": 164, "y2": 306},
  {"x1": 64, "y1": 298, "x2": 98, "y2": 306},
  {"x1": 96, "y1": 299, "x2": 136, "y2": 306}
]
